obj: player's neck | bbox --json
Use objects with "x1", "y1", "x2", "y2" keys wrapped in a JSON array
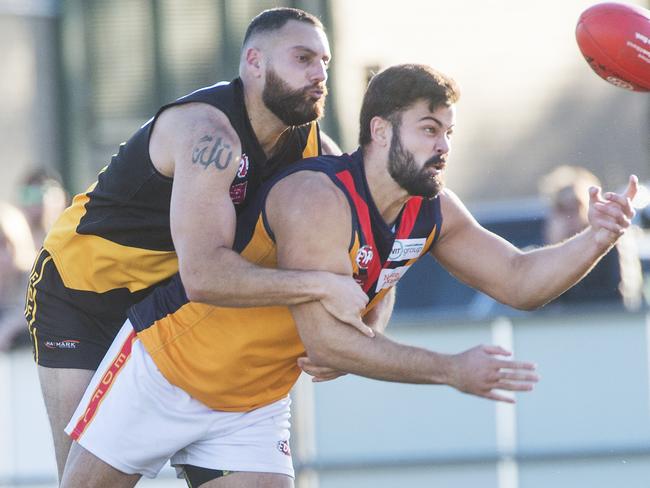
[
  {"x1": 363, "y1": 147, "x2": 410, "y2": 226},
  {"x1": 244, "y1": 89, "x2": 290, "y2": 158}
]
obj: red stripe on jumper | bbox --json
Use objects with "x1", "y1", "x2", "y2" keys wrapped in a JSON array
[
  {"x1": 395, "y1": 197, "x2": 423, "y2": 240},
  {"x1": 69, "y1": 329, "x2": 137, "y2": 440},
  {"x1": 335, "y1": 170, "x2": 381, "y2": 293}
]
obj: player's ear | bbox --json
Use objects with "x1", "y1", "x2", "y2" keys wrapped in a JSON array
[
  {"x1": 244, "y1": 47, "x2": 263, "y2": 77},
  {"x1": 369, "y1": 116, "x2": 391, "y2": 147}
]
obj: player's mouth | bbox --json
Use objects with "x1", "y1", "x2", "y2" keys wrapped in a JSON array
[
  {"x1": 308, "y1": 88, "x2": 325, "y2": 100},
  {"x1": 426, "y1": 160, "x2": 446, "y2": 175},
  {"x1": 305, "y1": 83, "x2": 327, "y2": 100}
]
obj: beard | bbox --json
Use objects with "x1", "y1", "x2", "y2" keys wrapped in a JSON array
[
  {"x1": 262, "y1": 67, "x2": 327, "y2": 126},
  {"x1": 388, "y1": 127, "x2": 444, "y2": 199}
]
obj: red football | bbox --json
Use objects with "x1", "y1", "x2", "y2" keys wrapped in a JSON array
[{"x1": 576, "y1": 2, "x2": 650, "y2": 92}]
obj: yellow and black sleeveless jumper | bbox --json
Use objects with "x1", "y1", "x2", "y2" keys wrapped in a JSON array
[
  {"x1": 126, "y1": 149, "x2": 443, "y2": 412},
  {"x1": 25, "y1": 78, "x2": 320, "y2": 367}
]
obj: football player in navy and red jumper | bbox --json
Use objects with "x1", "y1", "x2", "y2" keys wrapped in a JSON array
[{"x1": 60, "y1": 64, "x2": 636, "y2": 488}]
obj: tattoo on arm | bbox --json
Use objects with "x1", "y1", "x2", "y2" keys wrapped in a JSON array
[{"x1": 191, "y1": 135, "x2": 233, "y2": 170}]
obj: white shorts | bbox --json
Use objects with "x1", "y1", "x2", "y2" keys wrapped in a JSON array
[{"x1": 65, "y1": 320, "x2": 294, "y2": 479}]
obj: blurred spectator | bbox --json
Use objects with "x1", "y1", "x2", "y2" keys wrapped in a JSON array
[
  {"x1": 18, "y1": 167, "x2": 68, "y2": 248},
  {"x1": 540, "y1": 165, "x2": 643, "y2": 310},
  {"x1": 0, "y1": 202, "x2": 36, "y2": 350}
]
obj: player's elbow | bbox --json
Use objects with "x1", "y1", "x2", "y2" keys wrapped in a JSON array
[
  {"x1": 184, "y1": 284, "x2": 209, "y2": 303},
  {"x1": 510, "y1": 299, "x2": 545, "y2": 311},
  {"x1": 302, "y1": 346, "x2": 332, "y2": 369},
  {"x1": 181, "y1": 276, "x2": 207, "y2": 303},
  {"x1": 498, "y1": 289, "x2": 548, "y2": 311},
  {"x1": 178, "y1": 261, "x2": 210, "y2": 303},
  {"x1": 301, "y1": 339, "x2": 342, "y2": 370},
  {"x1": 496, "y1": 253, "x2": 547, "y2": 310}
]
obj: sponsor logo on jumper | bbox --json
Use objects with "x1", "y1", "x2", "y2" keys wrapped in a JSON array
[
  {"x1": 355, "y1": 245, "x2": 374, "y2": 270},
  {"x1": 388, "y1": 238, "x2": 426, "y2": 262},
  {"x1": 277, "y1": 440, "x2": 291, "y2": 456},
  {"x1": 353, "y1": 271, "x2": 367, "y2": 287},
  {"x1": 44, "y1": 339, "x2": 80, "y2": 349},
  {"x1": 375, "y1": 265, "x2": 411, "y2": 292},
  {"x1": 237, "y1": 154, "x2": 250, "y2": 178},
  {"x1": 230, "y1": 181, "x2": 248, "y2": 204}
]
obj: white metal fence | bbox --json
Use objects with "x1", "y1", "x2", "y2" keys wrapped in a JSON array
[{"x1": 2, "y1": 310, "x2": 649, "y2": 487}]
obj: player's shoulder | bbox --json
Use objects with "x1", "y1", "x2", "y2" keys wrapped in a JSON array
[
  {"x1": 157, "y1": 102, "x2": 235, "y2": 136},
  {"x1": 267, "y1": 163, "x2": 347, "y2": 229},
  {"x1": 438, "y1": 187, "x2": 459, "y2": 202},
  {"x1": 266, "y1": 168, "x2": 352, "y2": 246},
  {"x1": 319, "y1": 130, "x2": 342, "y2": 155},
  {"x1": 150, "y1": 102, "x2": 241, "y2": 177},
  {"x1": 437, "y1": 187, "x2": 468, "y2": 214},
  {"x1": 274, "y1": 169, "x2": 346, "y2": 211},
  {"x1": 436, "y1": 187, "x2": 480, "y2": 241}
]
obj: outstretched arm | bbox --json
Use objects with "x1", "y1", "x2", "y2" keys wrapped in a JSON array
[
  {"x1": 268, "y1": 171, "x2": 538, "y2": 402},
  {"x1": 432, "y1": 177, "x2": 638, "y2": 310},
  {"x1": 149, "y1": 103, "x2": 371, "y2": 334}
]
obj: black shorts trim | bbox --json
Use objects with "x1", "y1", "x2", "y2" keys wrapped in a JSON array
[
  {"x1": 25, "y1": 249, "x2": 126, "y2": 370},
  {"x1": 179, "y1": 464, "x2": 232, "y2": 488}
]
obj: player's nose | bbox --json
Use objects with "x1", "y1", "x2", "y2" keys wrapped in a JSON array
[
  {"x1": 435, "y1": 136, "x2": 450, "y2": 155},
  {"x1": 310, "y1": 60, "x2": 328, "y2": 85}
]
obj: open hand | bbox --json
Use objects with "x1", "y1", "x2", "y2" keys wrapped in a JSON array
[
  {"x1": 448, "y1": 345, "x2": 539, "y2": 403},
  {"x1": 588, "y1": 175, "x2": 637, "y2": 248}
]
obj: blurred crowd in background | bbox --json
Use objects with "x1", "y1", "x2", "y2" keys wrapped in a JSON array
[
  {"x1": 0, "y1": 169, "x2": 68, "y2": 351},
  {"x1": 539, "y1": 166, "x2": 644, "y2": 310}
]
